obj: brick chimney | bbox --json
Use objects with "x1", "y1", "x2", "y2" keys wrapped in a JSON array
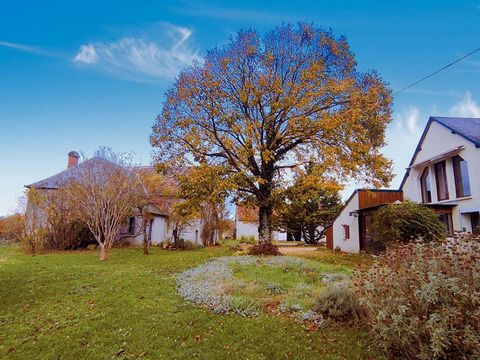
[{"x1": 67, "y1": 151, "x2": 80, "y2": 169}]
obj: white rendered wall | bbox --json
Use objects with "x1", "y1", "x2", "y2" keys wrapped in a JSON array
[
  {"x1": 332, "y1": 192, "x2": 360, "y2": 253},
  {"x1": 402, "y1": 121, "x2": 480, "y2": 232},
  {"x1": 235, "y1": 221, "x2": 287, "y2": 241},
  {"x1": 150, "y1": 217, "x2": 166, "y2": 245},
  {"x1": 236, "y1": 221, "x2": 259, "y2": 239}
]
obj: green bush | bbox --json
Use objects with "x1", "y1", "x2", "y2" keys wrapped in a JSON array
[
  {"x1": 171, "y1": 239, "x2": 203, "y2": 250},
  {"x1": 238, "y1": 235, "x2": 256, "y2": 244},
  {"x1": 354, "y1": 235, "x2": 480, "y2": 359},
  {"x1": 371, "y1": 200, "x2": 445, "y2": 246},
  {"x1": 313, "y1": 283, "x2": 362, "y2": 322}
]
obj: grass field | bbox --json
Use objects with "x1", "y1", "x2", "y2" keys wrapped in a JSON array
[{"x1": 0, "y1": 245, "x2": 380, "y2": 359}]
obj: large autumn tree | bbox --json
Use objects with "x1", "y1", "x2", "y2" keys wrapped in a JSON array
[{"x1": 151, "y1": 23, "x2": 393, "y2": 244}]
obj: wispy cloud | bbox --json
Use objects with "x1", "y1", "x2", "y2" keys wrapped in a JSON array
[
  {"x1": 74, "y1": 44, "x2": 97, "y2": 64},
  {"x1": 0, "y1": 40, "x2": 60, "y2": 57},
  {"x1": 450, "y1": 91, "x2": 480, "y2": 117},
  {"x1": 394, "y1": 106, "x2": 421, "y2": 135},
  {"x1": 73, "y1": 23, "x2": 201, "y2": 82}
]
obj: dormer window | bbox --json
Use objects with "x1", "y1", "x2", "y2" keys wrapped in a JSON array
[
  {"x1": 452, "y1": 155, "x2": 471, "y2": 198},
  {"x1": 420, "y1": 167, "x2": 431, "y2": 203},
  {"x1": 434, "y1": 161, "x2": 449, "y2": 201}
]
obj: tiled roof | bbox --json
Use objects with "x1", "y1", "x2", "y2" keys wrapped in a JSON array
[{"x1": 25, "y1": 157, "x2": 118, "y2": 189}]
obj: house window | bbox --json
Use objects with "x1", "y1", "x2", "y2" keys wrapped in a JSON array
[
  {"x1": 342, "y1": 224, "x2": 350, "y2": 239},
  {"x1": 453, "y1": 155, "x2": 471, "y2": 198},
  {"x1": 434, "y1": 161, "x2": 449, "y2": 201},
  {"x1": 420, "y1": 167, "x2": 432, "y2": 203},
  {"x1": 128, "y1": 217, "x2": 136, "y2": 235},
  {"x1": 438, "y1": 213, "x2": 453, "y2": 236}
]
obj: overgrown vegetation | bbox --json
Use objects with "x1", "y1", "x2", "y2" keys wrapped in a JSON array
[
  {"x1": 24, "y1": 187, "x2": 93, "y2": 251},
  {"x1": 354, "y1": 234, "x2": 480, "y2": 359},
  {"x1": 371, "y1": 200, "x2": 445, "y2": 248},
  {"x1": 177, "y1": 255, "x2": 351, "y2": 322}
]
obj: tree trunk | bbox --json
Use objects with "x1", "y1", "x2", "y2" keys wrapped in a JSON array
[
  {"x1": 258, "y1": 204, "x2": 273, "y2": 244},
  {"x1": 173, "y1": 227, "x2": 179, "y2": 247},
  {"x1": 143, "y1": 223, "x2": 149, "y2": 255},
  {"x1": 100, "y1": 245, "x2": 109, "y2": 261},
  {"x1": 201, "y1": 203, "x2": 217, "y2": 247},
  {"x1": 309, "y1": 224, "x2": 316, "y2": 244},
  {"x1": 142, "y1": 212, "x2": 149, "y2": 255}
]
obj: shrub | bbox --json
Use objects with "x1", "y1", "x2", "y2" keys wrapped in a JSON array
[
  {"x1": 371, "y1": 200, "x2": 445, "y2": 246},
  {"x1": 168, "y1": 239, "x2": 203, "y2": 250},
  {"x1": 313, "y1": 283, "x2": 362, "y2": 322},
  {"x1": 0, "y1": 213, "x2": 24, "y2": 243},
  {"x1": 23, "y1": 188, "x2": 96, "y2": 252},
  {"x1": 354, "y1": 235, "x2": 480, "y2": 359},
  {"x1": 248, "y1": 243, "x2": 281, "y2": 256},
  {"x1": 238, "y1": 235, "x2": 256, "y2": 244}
]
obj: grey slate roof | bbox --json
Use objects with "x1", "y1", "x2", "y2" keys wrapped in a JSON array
[
  {"x1": 25, "y1": 157, "x2": 118, "y2": 189},
  {"x1": 433, "y1": 117, "x2": 480, "y2": 147}
]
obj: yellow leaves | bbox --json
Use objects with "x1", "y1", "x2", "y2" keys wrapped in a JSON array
[
  {"x1": 220, "y1": 57, "x2": 231, "y2": 70},
  {"x1": 151, "y1": 23, "x2": 393, "y2": 198},
  {"x1": 256, "y1": 177, "x2": 267, "y2": 185},
  {"x1": 261, "y1": 149, "x2": 274, "y2": 164},
  {"x1": 246, "y1": 45, "x2": 257, "y2": 57},
  {"x1": 264, "y1": 52, "x2": 275, "y2": 63}
]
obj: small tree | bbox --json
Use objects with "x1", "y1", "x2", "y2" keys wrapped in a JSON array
[
  {"x1": 0, "y1": 213, "x2": 24, "y2": 242},
  {"x1": 276, "y1": 163, "x2": 342, "y2": 244},
  {"x1": 177, "y1": 164, "x2": 231, "y2": 246},
  {"x1": 70, "y1": 149, "x2": 145, "y2": 261},
  {"x1": 23, "y1": 188, "x2": 46, "y2": 254},
  {"x1": 170, "y1": 201, "x2": 198, "y2": 248},
  {"x1": 371, "y1": 200, "x2": 445, "y2": 246}
]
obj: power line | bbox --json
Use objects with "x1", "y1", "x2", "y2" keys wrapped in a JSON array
[{"x1": 393, "y1": 47, "x2": 480, "y2": 96}]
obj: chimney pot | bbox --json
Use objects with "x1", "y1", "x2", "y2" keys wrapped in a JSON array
[{"x1": 67, "y1": 151, "x2": 80, "y2": 169}]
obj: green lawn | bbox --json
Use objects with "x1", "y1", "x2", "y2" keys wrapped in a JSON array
[{"x1": 0, "y1": 245, "x2": 381, "y2": 359}]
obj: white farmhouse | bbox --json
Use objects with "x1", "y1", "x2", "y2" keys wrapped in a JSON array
[{"x1": 25, "y1": 151, "x2": 205, "y2": 247}]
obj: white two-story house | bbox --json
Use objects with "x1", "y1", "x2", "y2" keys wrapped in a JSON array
[
  {"x1": 401, "y1": 116, "x2": 480, "y2": 235},
  {"x1": 327, "y1": 116, "x2": 480, "y2": 253}
]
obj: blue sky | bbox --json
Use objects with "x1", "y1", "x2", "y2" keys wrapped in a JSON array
[{"x1": 1, "y1": 0, "x2": 480, "y2": 216}]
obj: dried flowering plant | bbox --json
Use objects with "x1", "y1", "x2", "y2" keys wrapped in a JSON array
[{"x1": 354, "y1": 233, "x2": 480, "y2": 359}]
